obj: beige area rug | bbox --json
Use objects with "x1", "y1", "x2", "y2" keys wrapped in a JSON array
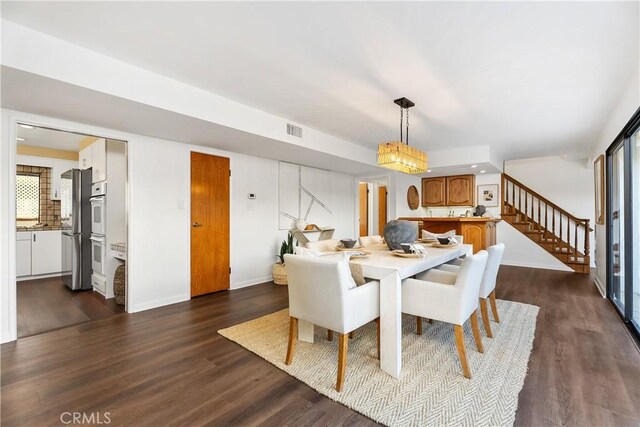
[{"x1": 218, "y1": 300, "x2": 539, "y2": 427}]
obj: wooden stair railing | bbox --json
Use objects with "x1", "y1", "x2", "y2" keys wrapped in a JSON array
[{"x1": 501, "y1": 173, "x2": 591, "y2": 273}]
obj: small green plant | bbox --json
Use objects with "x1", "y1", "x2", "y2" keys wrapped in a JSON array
[{"x1": 278, "y1": 232, "x2": 296, "y2": 264}]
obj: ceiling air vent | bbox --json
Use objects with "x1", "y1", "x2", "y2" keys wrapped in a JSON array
[{"x1": 287, "y1": 123, "x2": 302, "y2": 138}]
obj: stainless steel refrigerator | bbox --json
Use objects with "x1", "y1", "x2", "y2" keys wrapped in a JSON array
[{"x1": 61, "y1": 169, "x2": 92, "y2": 290}]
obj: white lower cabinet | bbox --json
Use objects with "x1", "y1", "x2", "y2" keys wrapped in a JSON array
[
  {"x1": 16, "y1": 232, "x2": 32, "y2": 277},
  {"x1": 31, "y1": 230, "x2": 62, "y2": 276}
]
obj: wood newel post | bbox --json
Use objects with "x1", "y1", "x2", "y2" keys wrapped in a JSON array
[
  {"x1": 552, "y1": 207, "x2": 555, "y2": 236},
  {"x1": 574, "y1": 221, "x2": 578, "y2": 255},
  {"x1": 566, "y1": 217, "x2": 570, "y2": 252},
  {"x1": 501, "y1": 175, "x2": 506, "y2": 213},
  {"x1": 584, "y1": 220, "x2": 590, "y2": 258}
]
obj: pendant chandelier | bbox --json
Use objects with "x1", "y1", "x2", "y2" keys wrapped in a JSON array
[{"x1": 377, "y1": 97, "x2": 428, "y2": 174}]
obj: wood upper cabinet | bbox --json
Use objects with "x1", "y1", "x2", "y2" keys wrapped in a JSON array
[
  {"x1": 422, "y1": 174, "x2": 475, "y2": 207},
  {"x1": 446, "y1": 175, "x2": 475, "y2": 206},
  {"x1": 422, "y1": 177, "x2": 446, "y2": 206}
]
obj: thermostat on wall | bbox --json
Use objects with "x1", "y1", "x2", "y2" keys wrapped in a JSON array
[{"x1": 248, "y1": 193, "x2": 256, "y2": 199}]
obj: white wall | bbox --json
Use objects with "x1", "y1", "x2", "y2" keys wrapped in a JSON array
[
  {"x1": 0, "y1": 109, "x2": 356, "y2": 341},
  {"x1": 589, "y1": 66, "x2": 640, "y2": 295}
]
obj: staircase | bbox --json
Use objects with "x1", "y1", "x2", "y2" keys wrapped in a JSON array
[{"x1": 501, "y1": 173, "x2": 591, "y2": 273}]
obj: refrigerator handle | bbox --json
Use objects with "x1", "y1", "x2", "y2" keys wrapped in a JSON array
[{"x1": 33, "y1": 234, "x2": 36, "y2": 242}]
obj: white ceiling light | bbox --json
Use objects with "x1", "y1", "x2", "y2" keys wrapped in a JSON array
[
  {"x1": 470, "y1": 164, "x2": 478, "y2": 168},
  {"x1": 16, "y1": 137, "x2": 26, "y2": 142},
  {"x1": 427, "y1": 169, "x2": 432, "y2": 173},
  {"x1": 19, "y1": 124, "x2": 35, "y2": 129},
  {"x1": 479, "y1": 170, "x2": 486, "y2": 173}
]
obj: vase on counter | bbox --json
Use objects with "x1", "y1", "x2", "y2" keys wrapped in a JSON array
[{"x1": 383, "y1": 220, "x2": 417, "y2": 251}]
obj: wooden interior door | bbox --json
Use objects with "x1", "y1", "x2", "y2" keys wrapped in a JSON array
[
  {"x1": 191, "y1": 152, "x2": 230, "y2": 297},
  {"x1": 359, "y1": 183, "x2": 368, "y2": 236},
  {"x1": 378, "y1": 186, "x2": 387, "y2": 235}
]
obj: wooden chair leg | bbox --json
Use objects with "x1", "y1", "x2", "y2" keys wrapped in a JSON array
[
  {"x1": 416, "y1": 316, "x2": 423, "y2": 335},
  {"x1": 470, "y1": 309, "x2": 484, "y2": 353},
  {"x1": 327, "y1": 329, "x2": 333, "y2": 341},
  {"x1": 479, "y1": 298, "x2": 493, "y2": 338},
  {"x1": 490, "y1": 291, "x2": 500, "y2": 323},
  {"x1": 285, "y1": 317, "x2": 298, "y2": 365},
  {"x1": 376, "y1": 318, "x2": 380, "y2": 360},
  {"x1": 336, "y1": 333, "x2": 349, "y2": 392},
  {"x1": 454, "y1": 325, "x2": 471, "y2": 379},
  {"x1": 348, "y1": 331, "x2": 355, "y2": 339}
]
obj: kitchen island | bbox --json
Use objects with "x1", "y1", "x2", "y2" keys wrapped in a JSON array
[{"x1": 398, "y1": 216, "x2": 501, "y2": 254}]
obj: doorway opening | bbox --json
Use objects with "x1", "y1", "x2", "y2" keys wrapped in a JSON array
[
  {"x1": 358, "y1": 178, "x2": 389, "y2": 237},
  {"x1": 15, "y1": 123, "x2": 128, "y2": 338}
]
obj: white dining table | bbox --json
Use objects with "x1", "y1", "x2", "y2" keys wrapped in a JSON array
[{"x1": 297, "y1": 242, "x2": 473, "y2": 379}]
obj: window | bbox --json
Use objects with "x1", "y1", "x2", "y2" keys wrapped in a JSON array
[{"x1": 16, "y1": 173, "x2": 40, "y2": 220}]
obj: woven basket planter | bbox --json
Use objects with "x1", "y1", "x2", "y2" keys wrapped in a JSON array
[
  {"x1": 272, "y1": 263, "x2": 288, "y2": 286},
  {"x1": 114, "y1": 264, "x2": 126, "y2": 305}
]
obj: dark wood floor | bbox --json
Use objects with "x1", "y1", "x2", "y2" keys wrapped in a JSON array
[
  {"x1": 2, "y1": 267, "x2": 639, "y2": 426},
  {"x1": 17, "y1": 277, "x2": 125, "y2": 338}
]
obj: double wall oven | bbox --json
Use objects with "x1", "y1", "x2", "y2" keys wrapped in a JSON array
[{"x1": 90, "y1": 182, "x2": 107, "y2": 277}]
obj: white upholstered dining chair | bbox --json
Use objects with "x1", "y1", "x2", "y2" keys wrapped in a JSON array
[
  {"x1": 358, "y1": 235, "x2": 383, "y2": 246},
  {"x1": 283, "y1": 254, "x2": 380, "y2": 391},
  {"x1": 402, "y1": 251, "x2": 488, "y2": 379},
  {"x1": 437, "y1": 243, "x2": 505, "y2": 338}
]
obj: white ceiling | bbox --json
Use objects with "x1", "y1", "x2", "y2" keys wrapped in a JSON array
[
  {"x1": 17, "y1": 124, "x2": 88, "y2": 151},
  {"x1": 2, "y1": 2, "x2": 638, "y2": 160}
]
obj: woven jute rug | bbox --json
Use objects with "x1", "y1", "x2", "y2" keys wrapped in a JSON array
[{"x1": 218, "y1": 299, "x2": 539, "y2": 427}]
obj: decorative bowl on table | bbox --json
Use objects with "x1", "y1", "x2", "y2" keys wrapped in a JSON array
[
  {"x1": 340, "y1": 238, "x2": 357, "y2": 248},
  {"x1": 383, "y1": 220, "x2": 418, "y2": 251}
]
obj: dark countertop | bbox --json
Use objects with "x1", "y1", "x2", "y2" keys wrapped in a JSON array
[
  {"x1": 398, "y1": 217, "x2": 501, "y2": 223},
  {"x1": 17, "y1": 226, "x2": 64, "y2": 232}
]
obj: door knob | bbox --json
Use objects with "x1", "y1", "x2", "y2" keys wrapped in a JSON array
[{"x1": 192, "y1": 222, "x2": 202, "y2": 228}]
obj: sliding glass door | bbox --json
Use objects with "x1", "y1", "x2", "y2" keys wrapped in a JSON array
[
  {"x1": 631, "y1": 129, "x2": 639, "y2": 331},
  {"x1": 607, "y1": 108, "x2": 639, "y2": 337},
  {"x1": 609, "y1": 141, "x2": 626, "y2": 313}
]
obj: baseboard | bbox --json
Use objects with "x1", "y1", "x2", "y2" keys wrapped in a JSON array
[
  {"x1": 1, "y1": 328, "x2": 17, "y2": 344},
  {"x1": 17, "y1": 272, "x2": 63, "y2": 282},
  {"x1": 130, "y1": 293, "x2": 189, "y2": 313},
  {"x1": 501, "y1": 260, "x2": 573, "y2": 272},
  {"x1": 232, "y1": 275, "x2": 273, "y2": 290},
  {"x1": 593, "y1": 275, "x2": 606, "y2": 297}
]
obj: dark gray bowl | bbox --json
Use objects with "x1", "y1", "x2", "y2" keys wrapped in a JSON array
[
  {"x1": 340, "y1": 239, "x2": 357, "y2": 248},
  {"x1": 400, "y1": 243, "x2": 413, "y2": 253}
]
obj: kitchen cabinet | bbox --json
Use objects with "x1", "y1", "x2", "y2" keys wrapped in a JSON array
[
  {"x1": 422, "y1": 174, "x2": 475, "y2": 207},
  {"x1": 50, "y1": 159, "x2": 76, "y2": 201},
  {"x1": 31, "y1": 230, "x2": 62, "y2": 276},
  {"x1": 16, "y1": 232, "x2": 32, "y2": 277},
  {"x1": 92, "y1": 138, "x2": 107, "y2": 183},
  {"x1": 446, "y1": 175, "x2": 475, "y2": 206},
  {"x1": 79, "y1": 145, "x2": 92, "y2": 170},
  {"x1": 422, "y1": 177, "x2": 446, "y2": 206}
]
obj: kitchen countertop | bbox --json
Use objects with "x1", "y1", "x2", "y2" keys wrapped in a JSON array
[
  {"x1": 17, "y1": 225, "x2": 64, "y2": 231},
  {"x1": 398, "y1": 217, "x2": 501, "y2": 222}
]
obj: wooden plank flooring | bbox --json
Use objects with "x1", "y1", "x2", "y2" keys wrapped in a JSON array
[
  {"x1": 2, "y1": 266, "x2": 639, "y2": 426},
  {"x1": 17, "y1": 277, "x2": 125, "y2": 338}
]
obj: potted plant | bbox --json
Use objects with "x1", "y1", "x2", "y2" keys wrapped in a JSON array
[{"x1": 272, "y1": 232, "x2": 295, "y2": 285}]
